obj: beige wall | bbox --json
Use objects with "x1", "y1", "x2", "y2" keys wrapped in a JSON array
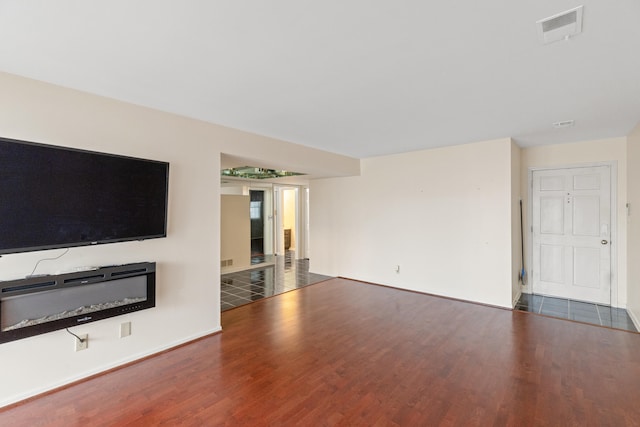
[
  {"x1": 310, "y1": 138, "x2": 515, "y2": 308},
  {"x1": 627, "y1": 123, "x2": 640, "y2": 325},
  {"x1": 0, "y1": 71, "x2": 358, "y2": 407},
  {"x1": 221, "y1": 195, "x2": 250, "y2": 271},
  {"x1": 520, "y1": 138, "x2": 628, "y2": 307}
]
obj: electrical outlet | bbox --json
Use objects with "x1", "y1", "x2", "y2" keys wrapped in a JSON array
[
  {"x1": 75, "y1": 334, "x2": 88, "y2": 352},
  {"x1": 120, "y1": 322, "x2": 131, "y2": 338}
]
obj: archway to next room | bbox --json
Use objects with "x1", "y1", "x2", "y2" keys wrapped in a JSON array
[{"x1": 219, "y1": 156, "x2": 332, "y2": 312}]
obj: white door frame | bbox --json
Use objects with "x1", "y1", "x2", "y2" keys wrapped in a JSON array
[
  {"x1": 300, "y1": 186, "x2": 310, "y2": 259},
  {"x1": 274, "y1": 186, "x2": 283, "y2": 256},
  {"x1": 527, "y1": 161, "x2": 618, "y2": 306}
]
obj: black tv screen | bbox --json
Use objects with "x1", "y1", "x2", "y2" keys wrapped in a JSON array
[{"x1": 0, "y1": 137, "x2": 169, "y2": 255}]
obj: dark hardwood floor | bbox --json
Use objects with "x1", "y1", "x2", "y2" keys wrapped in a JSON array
[{"x1": 2, "y1": 278, "x2": 640, "y2": 426}]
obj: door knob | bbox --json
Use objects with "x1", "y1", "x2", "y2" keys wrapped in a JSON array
[{"x1": 601, "y1": 240, "x2": 608, "y2": 245}]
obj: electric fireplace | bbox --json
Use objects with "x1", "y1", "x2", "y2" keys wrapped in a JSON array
[{"x1": 0, "y1": 262, "x2": 155, "y2": 343}]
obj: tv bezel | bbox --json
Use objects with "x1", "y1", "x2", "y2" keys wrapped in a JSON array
[{"x1": 0, "y1": 136, "x2": 169, "y2": 255}]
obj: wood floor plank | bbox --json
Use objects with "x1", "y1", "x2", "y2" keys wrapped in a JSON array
[{"x1": 2, "y1": 278, "x2": 640, "y2": 426}]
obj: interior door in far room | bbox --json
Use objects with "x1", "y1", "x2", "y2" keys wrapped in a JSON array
[
  {"x1": 532, "y1": 166, "x2": 612, "y2": 304},
  {"x1": 250, "y1": 190, "x2": 265, "y2": 257}
]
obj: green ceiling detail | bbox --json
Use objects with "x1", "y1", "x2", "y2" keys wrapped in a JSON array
[{"x1": 221, "y1": 166, "x2": 305, "y2": 180}]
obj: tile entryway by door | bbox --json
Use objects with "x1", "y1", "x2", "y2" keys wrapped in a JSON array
[{"x1": 515, "y1": 293, "x2": 637, "y2": 332}]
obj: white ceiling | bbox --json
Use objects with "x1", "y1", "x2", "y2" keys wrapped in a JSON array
[{"x1": 0, "y1": 1, "x2": 639, "y2": 158}]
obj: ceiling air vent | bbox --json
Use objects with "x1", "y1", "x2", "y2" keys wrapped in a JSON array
[
  {"x1": 537, "y1": 5, "x2": 584, "y2": 44},
  {"x1": 553, "y1": 120, "x2": 575, "y2": 129}
]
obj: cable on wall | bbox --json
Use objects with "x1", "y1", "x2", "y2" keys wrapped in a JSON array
[
  {"x1": 66, "y1": 328, "x2": 85, "y2": 343},
  {"x1": 28, "y1": 248, "x2": 70, "y2": 277}
]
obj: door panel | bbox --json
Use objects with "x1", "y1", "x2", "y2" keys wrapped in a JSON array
[
  {"x1": 540, "y1": 175, "x2": 565, "y2": 191},
  {"x1": 540, "y1": 197, "x2": 564, "y2": 234},
  {"x1": 532, "y1": 166, "x2": 611, "y2": 304},
  {"x1": 572, "y1": 196, "x2": 599, "y2": 236},
  {"x1": 573, "y1": 173, "x2": 600, "y2": 190},
  {"x1": 573, "y1": 247, "x2": 600, "y2": 288},
  {"x1": 540, "y1": 244, "x2": 564, "y2": 283}
]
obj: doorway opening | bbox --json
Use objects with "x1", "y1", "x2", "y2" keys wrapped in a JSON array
[
  {"x1": 275, "y1": 187, "x2": 298, "y2": 260},
  {"x1": 220, "y1": 179, "x2": 325, "y2": 312},
  {"x1": 273, "y1": 185, "x2": 310, "y2": 261},
  {"x1": 220, "y1": 179, "x2": 309, "y2": 273},
  {"x1": 249, "y1": 188, "x2": 274, "y2": 265}
]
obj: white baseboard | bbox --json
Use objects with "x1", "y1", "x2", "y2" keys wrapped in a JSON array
[
  {"x1": 0, "y1": 326, "x2": 222, "y2": 408},
  {"x1": 512, "y1": 289, "x2": 522, "y2": 308},
  {"x1": 627, "y1": 307, "x2": 640, "y2": 332}
]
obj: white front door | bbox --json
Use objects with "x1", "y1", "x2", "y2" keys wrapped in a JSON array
[{"x1": 532, "y1": 166, "x2": 611, "y2": 304}]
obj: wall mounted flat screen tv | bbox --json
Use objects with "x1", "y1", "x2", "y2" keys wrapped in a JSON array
[{"x1": 0, "y1": 137, "x2": 169, "y2": 255}]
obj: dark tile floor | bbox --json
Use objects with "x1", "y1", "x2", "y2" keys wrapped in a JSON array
[
  {"x1": 516, "y1": 293, "x2": 637, "y2": 332},
  {"x1": 221, "y1": 252, "x2": 333, "y2": 311},
  {"x1": 250, "y1": 253, "x2": 274, "y2": 265}
]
